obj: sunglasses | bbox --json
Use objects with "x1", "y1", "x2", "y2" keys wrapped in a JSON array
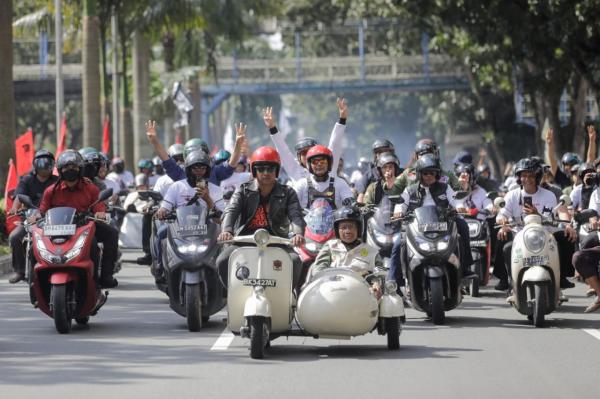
[
  {"x1": 421, "y1": 170, "x2": 437, "y2": 176},
  {"x1": 191, "y1": 164, "x2": 207, "y2": 170},
  {"x1": 310, "y1": 157, "x2": 328, "y2": 165},
  {"x1": 255, "y1": 165, "x2": 277, "y2": 174}
]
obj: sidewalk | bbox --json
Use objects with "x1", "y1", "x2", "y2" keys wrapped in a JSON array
[{"x1": 0, "y1": 254, "x2": 11, "y2": 276}]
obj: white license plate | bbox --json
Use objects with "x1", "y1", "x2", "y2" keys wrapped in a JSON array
[
  {"x1": 177, "y1": 225, "x2": 208, "y2": 236},
  {"x1": 242, "y1": 279, "x2": 276, "y2": 287},
  {"x1": 419, "y1": 222, "x2": 447, "y2": 232},
  {"x1": 43, "y1": 224, "x2": 76, "y2": 236}
]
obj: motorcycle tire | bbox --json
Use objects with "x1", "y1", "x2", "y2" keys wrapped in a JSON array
[
  {"x1": 469, "y1": 274, "x2": 480, "y2": 298},
  {"x1": 250, "y1": 316, "x2": 268, "y2": 359},
  {"x1": 52, "y1": 284, "x2": 72, "y2": 334},
  {"x1": 430, "y1": 277, "x2": 445, "y2": 325},
  {"x1": 532, "y1": 284, "x2": 546, "y2": 328},
  {"x1": 185, "y1": 284, "x2": 203, "y2": 332},
  {"x1": 385, "y1": 317, "x2": 400, "y2": 350}
]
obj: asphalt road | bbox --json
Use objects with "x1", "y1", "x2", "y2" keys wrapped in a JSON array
[{"x1": 2, "y1": 250, "x2": 600, "y2": 399}]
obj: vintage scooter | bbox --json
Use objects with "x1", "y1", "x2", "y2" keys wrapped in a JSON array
[
  {"x1": 225, "y1": 229, "x2": 404, "y2": 359},
  {"x1": 18, "y1": 189, "x2": 114, "y2": 334},
  {"x1": 495, "y1": 195, "x2": 570, "y2": 327}
]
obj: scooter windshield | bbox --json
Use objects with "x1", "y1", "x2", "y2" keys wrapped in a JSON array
[
  {"x1": 45, "y1": 207, "x2": 76, "y2": 225},
  {"x1": 175, "y1": 204, "x2": 209, "y2": 238},
  {"x1": 305, "y1": 198, "x2": 334, "y2": 236},
  {"x1": 414, "y1": 206, "x2": 448, "y2": 232},
  {"x1": 372, "y1": 196, "x2": 396, "y2": 235}
]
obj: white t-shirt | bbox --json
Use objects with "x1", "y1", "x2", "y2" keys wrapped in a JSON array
[
  {"x1": 153, "y1": 174, "x2": 174, "y2": 197},
  {"x1": 148, "y1": 174, "x2": 160, "y2": 188},
  {"x1": 586, "y1": 187, "x2": 600, "y2": 214},
  {"x1": 570, "y1": 184, "x2": 583, "y2": 211},
  {"x1": 293, "y1": 174, "x2": 354, "y2": 209},
  {"x1": 107, "y1": 171, "x2": 134, "y2": 190},
  {"x1": 101, "y1": 177, "x2": 121, "y2": 196},
  {"x1": 220, "y1": 172, "x2": 253, "y2": 195},
  {"x1": 161, "y1": 180, "x2": 224, "y2": 212},
  {"x1": 455, "y1": 185, "x2": 493, "y2": 220},
  {"x1": 497, "y1": 187, "x2": 557, "y2": 231}
]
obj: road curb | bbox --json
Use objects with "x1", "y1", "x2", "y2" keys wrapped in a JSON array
[{"x1": 0, "y1": 254, "x2": 12, "y2": 276}]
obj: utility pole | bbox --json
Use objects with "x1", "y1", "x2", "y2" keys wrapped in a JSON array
[
  {"x1": 111, "y1": 6, "x2": 119, "y2": 156},
  {"x1": 55, "y1": 0, "x2": 64, "y2": 143}
]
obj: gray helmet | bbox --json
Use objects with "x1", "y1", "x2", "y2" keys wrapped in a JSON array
[
  {"x1": 184, "y1": 138, "x2": 209, "y2": 158},
  {"x1": 168, "y1": 143, "x2": 184, "y2": 158},
  {"x1": 376, "y1": 152, "x2": 401, "y2": 176},
  {"x1": 414, "y1": 139, "x2": 438, "y2": 157},
  {"x1": 372, "y1": 139, "x2": 394, "y2": 153},
  {"x1": 294, "y1": 137, "x2": 318, "y2": 154},
  {"x1": 414, "y1": 153, "x2": 441, "y2": 180}
]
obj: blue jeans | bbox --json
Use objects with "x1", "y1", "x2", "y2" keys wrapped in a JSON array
[{"x1": 153, "y1": 224, "x2": 168, "y2": 269}]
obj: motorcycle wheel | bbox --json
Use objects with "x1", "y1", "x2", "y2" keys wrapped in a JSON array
[
  {"x1": 52, "y1": 284, "x2": 72, "y2": 334},
  {"x1": 75, "y1": 316, "x2": 89, "y2": 325},
  {"x1": 429, "y1": 278, "x2": 445, "y2": 325},
  {"x1": 469, "y1": 262, "x2": 480, "y2": 298},
  {"x1": 385, "y1": 317, "x2": 400, "y2": 350},
  {"x1": 250, "y1": 316, "x2": 268, "y2": 359},
  {"x1": 185, "y1": 284, "x2": 203, "y2": 332},
  {"x1": 532, "y1": 284, "x2": 546, "y2": 328}
]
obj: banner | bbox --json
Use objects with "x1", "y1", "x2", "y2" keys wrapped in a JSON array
[
  {"x1": 4, "y1": 159, "x2": 18, "y2": 211},
  {"x1": 102, "y1": 115, "x2": 111, "y2": 155},
  {"x1": 15, "y1": 129, "x2": 34, "y2": 176},
  {"x1": 57, "y1": 113, "x2": 68, "y2": 157}
]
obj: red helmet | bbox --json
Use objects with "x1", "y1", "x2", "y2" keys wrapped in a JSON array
[
  {"x1": 250, "y1": 146, "x2": 281, "y2": 177},
  {"x1": 306, "y1": 145, "x2": 333, "y2": 174}
]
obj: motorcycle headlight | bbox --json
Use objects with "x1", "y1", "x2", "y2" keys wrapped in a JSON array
[
  {"x1": 64, "y1": 231, "x2": 89, "y2": 262},
  {"x1": 523, "y1": 228, "x2": 545, "y2": 253},
  {"x1": 253, "y1": 229, "x2": 270, "y2": 246},
  {"x1": 35, "y1": 233, "x2": 61, "y2": 264},
  {"x1": 384, "y1": 280, "x2": 398, "y2": 294},
  {"x1": 467, "y1": 221, "x2": 481, "y2": 238},
  {"x1": 414, "y1": 236, "x2": 434, "y2": 252},
  {"x1": 372, "y1": 228, "x2": 389, "y2": 245},
  {"x1": 180, "y1": 244, "x2": 208, "y2": 254}
]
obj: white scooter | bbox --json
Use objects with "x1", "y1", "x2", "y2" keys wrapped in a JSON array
[
  {"x1": 225, "y1": 229, "x2": 405, "y2": 359},
  {"x1": 495, "y1": 196, "x2": 570, "y2": 327}
]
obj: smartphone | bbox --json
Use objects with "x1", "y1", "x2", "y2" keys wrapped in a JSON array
[
  {"x1": 196, "y1": 179, "x2": 207, "y2": 189},
  {"x1": 523, "y1": 196, "x2": 533, "y2": 207}
]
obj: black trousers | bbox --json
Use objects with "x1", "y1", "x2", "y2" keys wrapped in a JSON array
[
  {"x1": 90, "y1": 222, "x2": 119, "y2": 278},
  {"x1": 572, "y1": 234, "x2": 600, "y2": 280},
  {"x1": 9, "y1": 225, "x2": 27, "y2": 273},
  {"x1": 142, "y1": 213, "x2": 152, "y2": 255}
]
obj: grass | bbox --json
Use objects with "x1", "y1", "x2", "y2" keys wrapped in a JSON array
[{"x1": 0, "y1": 245, "x2": 10, "y2": 256}]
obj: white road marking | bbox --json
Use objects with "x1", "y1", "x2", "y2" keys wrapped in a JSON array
[
  {"x1": 582, "y1": 329, "x2": 600, "y2": 341},
  {"x1": 210, "y1": 328, "x2": 235, "y2": 350}
]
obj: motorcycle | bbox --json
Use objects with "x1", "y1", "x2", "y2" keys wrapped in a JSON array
[
  {"x1": 137, "y1": 191, "x2": 167, "y2": 286},
  {"x1": 401, "y1": 205, "x2": 463, "y2": 325},
  {"x1": 225, "y1": 229, "x2": 404, "y2": 359},
  {"x1": 365, "y1": 196, "x2": 402, "y2": 268},
  {"x1": 17, "y1": 189, "x2": 113, "y2": 334},
  {"x1": 462, "y1": 209, "x2": 492, "y2": 297},
  {"x1": 494, "y1": 196, "x2": 570, "y2": 327},
  {"x1": 161, "y1": 202, "x2": 224, "y2": 331}
]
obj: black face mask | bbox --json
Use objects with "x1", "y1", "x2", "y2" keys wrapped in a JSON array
[
  {"x1": 62, "y1": 169, "x2": 80, "y2": 182},
  {"x1": 114, "y1": 164, "x2": 125, "y2": 174}
]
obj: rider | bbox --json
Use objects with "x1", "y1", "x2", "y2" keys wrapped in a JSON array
[
  {"x1": 495, "y1": 158, "x2": 577, "y2": 291},
  {"x1": 37, "y1": 150, "x2": 119, "y2": 288},
  {"x1": 363, "y1": 152, "x2": 402, "y2": 206},
  {"x1": 455, "y1": 163, "x2": 494, "y2": 218},
  {"x1": 216, "y1": 146, "x2": 306, "y2": 288},
  {"x1": 476, "y1": 163, "x2": 501, "y2": 192},
  {"x1": 293, "y1": 145, "x2": 355, "y2": 209},
  {"x1": 79, "y1": 149, "x2": 107, "y2": 191},
  {"x1": 107, "y1": 156, "x2": 134, "y2": 190},
  {"x1": 571, "y1": 163, "x2": 596, "y2": 212},
  {"x1": 152, "y1": 156, "x2": 164, "y2": 177},
  {"x1": 306, "y1": 206, "x2": 384, "y2": 297},
  {"x1": 7, "y1": 150, "x2": 59, "y2": 283},
  {"x1": 389, "y1": 154, "x2": 476, "y2": 290},
  {"x1": 350, "y1": 156, "x2": 371, "y2": 193},
  {"x1": 357, "y1": 139, "x2": 396, "y2": 198},
  {"x1": 263, "y1": 98, "x2": 348, "y2": 185},
  {"x1": 137, "y1": 158, "x2": 157, "y2": 187}
]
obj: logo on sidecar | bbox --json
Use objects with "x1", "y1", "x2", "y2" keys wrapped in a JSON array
[
  {"x1": 273, "y1": 260, "x2": 282, "y2": 271},
  {"x1": 235, "y1": 264, "x2": 250, "y2": 280}
]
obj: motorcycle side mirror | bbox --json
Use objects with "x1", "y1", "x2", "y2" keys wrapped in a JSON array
[
  {"x1": 575, "y1": 209, "x2": 598, "y2": 224},
  {"x1": 559, "y1": 194, "x2": 571, "y2": 207},
  {"x1": 454, "y1": 191, "x2": 470, "y2": 200},
  {"x1": 494, "y1": 197, "x2": 506, "y2": 208},
  {"x1": 17, "y1": 194, "x2": 36, "y2": 209},
  {"x1": 486, "y1": 191, "x2": 499, "y2": 201},
  {"x1": 88, "y1": 189, "x2": 113, "y2": 211}
]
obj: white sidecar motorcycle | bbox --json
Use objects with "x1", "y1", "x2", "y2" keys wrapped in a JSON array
[{"x1": 226, "y1": 229, "x2": 405, "y2": 359}]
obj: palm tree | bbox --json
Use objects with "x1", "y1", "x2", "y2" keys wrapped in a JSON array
[
  {"x1": 0, "y1": 0, "x2": 16, "y2": 190},
  {"x1": 82, "y1": 0, "x2": 102, "y2": 148}
]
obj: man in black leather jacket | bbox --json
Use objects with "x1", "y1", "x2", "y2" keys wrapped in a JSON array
[{"x1": 217, "y1": 146, "x2": 306, "y2": 288}]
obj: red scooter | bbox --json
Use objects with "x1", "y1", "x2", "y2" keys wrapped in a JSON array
[{"x1": 18, "y1": 189, "x2": 113, "y2": 334}]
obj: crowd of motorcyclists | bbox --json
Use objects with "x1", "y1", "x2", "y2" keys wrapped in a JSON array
[{"x1": 6, "y1": 96, "x2": 600, "y2": 331}]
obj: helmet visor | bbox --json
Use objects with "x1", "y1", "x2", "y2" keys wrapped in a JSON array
[{"x1": 33, "y1": 157, "x2": 54, "y2": 171}]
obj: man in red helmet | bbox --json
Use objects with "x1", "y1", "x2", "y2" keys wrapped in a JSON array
[
  {"x1": 293, "y1": 144, "x2": 355, "y2": 210},
  {"x1": 217, "y1": 146, "x2": 306, "y2": 288}
]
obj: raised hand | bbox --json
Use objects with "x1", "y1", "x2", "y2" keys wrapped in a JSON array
[
  {"x1": 337, "y1": 97, "x2": 348, "y2": 119},
  {"x1": 145, "y1": 120, "x2": 158, "y2": 143},
  {"x1": 587, "y1": 124, "x2": 596, "y2": 140},
  {"x1": 545, "y1": 128, "x2": 554, "y2": 146},
  {"x1": 262, "y1": 107, "x2": 276, "y2": 129}
]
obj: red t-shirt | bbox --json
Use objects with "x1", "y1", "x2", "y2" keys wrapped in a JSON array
[
  {"x1": 246, "y1": 202, "x2": 269, "y2": 230},
  {"x1": 39, "y1": 178, "x2": 105, "y2": 214}
]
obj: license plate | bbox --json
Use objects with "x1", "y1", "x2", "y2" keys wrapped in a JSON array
[
  {"x1": 177, "y1": 225, "x2": 208, "y2": 237},
  {"x1": 43, "y1": 224, "x2": 76, "y2": 236},
  {"x1": 419, "y1": 222, "x2": 447, "y2": 232},
  {"x1": 242, "y1": 279, "x2": 277, "y2": 287}
]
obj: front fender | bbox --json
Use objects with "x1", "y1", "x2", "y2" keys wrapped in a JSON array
[
  {"x1": 50, "y1": 271, "x2": 77, "y2": 285},
  {"x1": 522, "y1": 265, "x2": 552, "y2": 283},
  {"x1": 426, "y1": 266, "x2": 445, "y2": 278},
  {"x1": 243, "y1": 292, "x2": 271, "y2": 318},
  {"x1": 379, "y1": 293, "x2": 405, "y2": 318}
]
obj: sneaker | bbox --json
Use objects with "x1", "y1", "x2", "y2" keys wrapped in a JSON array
[
  {"x1": 495, "y1": 280, "x2": 509, "y2": 291},
  {"x1": 586, "y1": 288, "x2": 596, "y2": 297},
  {"x1": 584, "y1": 297, "x2": 600, "y2": 313},
  {"x1": 136, "y1": 254, "x2": 152, "y2": 265},
  {"x1": 100, "y1": 276, "x2": 118, "y2": 289},
  {"x1": 560, "y1": 277, "x2": 575, "y2": 289},
  {"x1": 8, "y1": 272, "x2": 25, "y2": 284}
]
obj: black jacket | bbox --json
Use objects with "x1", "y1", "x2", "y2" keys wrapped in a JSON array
[{"x1": 222, "y1": 180, "x2": 305, "y2": 237}]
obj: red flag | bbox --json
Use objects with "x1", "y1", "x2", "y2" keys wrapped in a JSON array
[
  {"x1": 175, "y1": 131, "x2": 183, "y2": 144},
  {"x1": 57, "y1": 113, "x2": 68, "y2": 157},
  {"x1": 15, "y1": 129, "x2": 35, "y2": 176},
  {"x1": 4, "y1": 159, "x2": 18, "y2": 211},
  {"x1": 102, "y1": 115, "x2": 110, "y2": 155},
  {"x1": 210, "y1": 145, "x2": 218, "y2": 157}
]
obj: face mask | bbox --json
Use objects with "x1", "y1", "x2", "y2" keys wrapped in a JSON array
[{"x1": 62, "y1": 169, "x2": 80, "y2": 182}]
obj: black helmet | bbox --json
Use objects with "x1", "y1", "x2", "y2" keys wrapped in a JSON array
[
  {"x1": 98, "y1": 152, "x2": 110, "y2": 169},
  {"x1": 514, "y1": 157, "x2": 542, "y2": 185},
  {"x1": 82, "y1": 151, "x2": 103, "y2": 179},
  {"x1": 561, "y1": 152, "x2": 581, "y2": 166},
  {"x1": 111, "y1": 156, "x2": 125, "y2": 173},
  {"x1": 456, "y1": 163, "x2": 476, "y2": 188},
  {"x1": 476, "y1": 162, "x2": 491, "y2": 175},
  {"x1": 294, "y1": 137, "x2": 318, "y2": 154},
  {"x1": 414, "y1": 139, "x2": 438, "y2": 157},
  {"x1": 32, "y1": 149, "x2": 55, "y2": 173},
  {"x1": 578, "y1": 163, "x2": 595, "y2": 180},
  {"x1": 376, "y1": 152, "x2": 401, "y2": 177},
  {"x1": 333, "y1": 206, "x2": 362, "y2": 239},
  {"x1": 56, "y1": 150, "x2": 84, "y2": 180},
  {"x1": 372, "y1": 139, "x2": 394, "y2": 153},
  {"x1": 414, "y1": 153, "x2": 441, "y2": 180},
  {"x1": 184, "y1": 150, "x2": 211, "y2": 186},
  {"x1": 452, "y1": 150, "x2": 473, "y2": 167}
]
